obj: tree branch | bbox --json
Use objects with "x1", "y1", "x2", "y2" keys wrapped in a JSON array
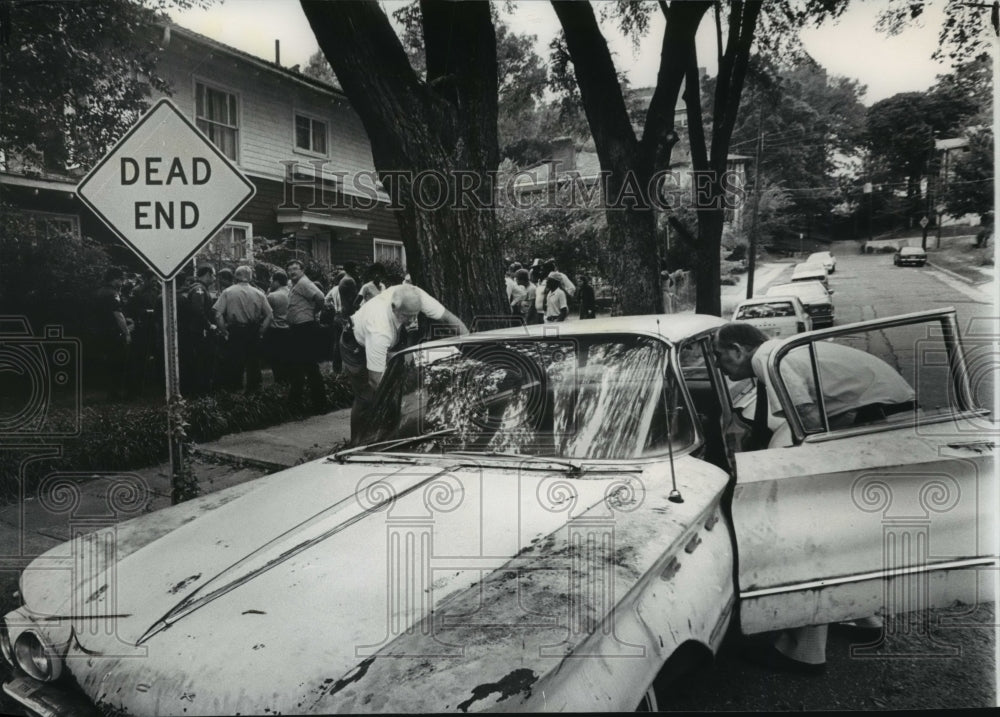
[{"x1": 710, "y1": 0, "x2": 761, "y2": 172}]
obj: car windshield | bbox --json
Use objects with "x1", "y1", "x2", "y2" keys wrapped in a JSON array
[{"x1": 363, "y1": 334, "x2": 696, "y2": 460}]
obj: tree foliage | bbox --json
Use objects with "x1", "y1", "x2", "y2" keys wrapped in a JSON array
[
  {"x1": 877, "y1": 0, "x2": 996, "y2": 64},
  {"x1": 865, "y1": 86, "x2": 978, "y2": 195},
  {"x1": 707, "y1": 56, "x2": 866, "y2": 243},
  {"x1": 944, "y1": 129, "x2": 993, "y2": 221},
  {"x1": 0, "y1": 0, "x2": 210, "y2": 171}
]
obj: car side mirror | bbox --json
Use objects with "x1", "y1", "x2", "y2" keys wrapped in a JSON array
[{"x1": 828, "y1": 289, "x2": 835, "y2": 295}]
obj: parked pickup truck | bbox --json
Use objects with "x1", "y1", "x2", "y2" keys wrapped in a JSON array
[{"x1": 2, "y1": 309, "x2": 995, "y2": 714}]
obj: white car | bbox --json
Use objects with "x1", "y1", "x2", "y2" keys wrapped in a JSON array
[
  {"x1": 791, "y1": 262, "x2": 830, "y2": 291},
  {"x1": 807, "y1": 250, "x2": 836, "y2": 273},
  {"x1": 766, "y1": 280, "x2": 834, "y2": 328},
  {"x1": 2, "y1": 311, "x2": 994, "y2": 714},
  {"x1": 731, "y1": 296, "x2": 812, "y2": 337}
]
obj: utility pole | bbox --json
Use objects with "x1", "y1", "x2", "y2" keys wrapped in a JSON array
[{"x1": 745, "y1": 102, "x2": 764, "y2": 300}]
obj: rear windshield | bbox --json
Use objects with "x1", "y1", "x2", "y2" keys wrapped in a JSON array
[{"x1": 735, "y1": 301, "x2": 796, "y2": 319}]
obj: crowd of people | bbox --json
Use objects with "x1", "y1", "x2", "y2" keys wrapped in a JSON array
[
  {"x1": 93, "y1": 257, "x2": 598, "y2": 420},
  {"x1": 92, "y1": 260, "x2": 414, "y2": 412},
  {"x1": 503, "y1": 258, "x2": 597, "y2": 323}
]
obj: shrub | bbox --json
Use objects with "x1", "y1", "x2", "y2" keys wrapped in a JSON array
[{"x1": 0, "y1": 373, "x2": 355, "y2": 504}]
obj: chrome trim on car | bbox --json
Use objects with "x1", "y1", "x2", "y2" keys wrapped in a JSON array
[{"x1": 740, "y1": 557, "x2": 998, "y2": 599}]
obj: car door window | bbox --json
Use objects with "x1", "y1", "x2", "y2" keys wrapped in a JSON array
[{"x1": 768, "y1": 312, "x2": 983, "y2": 441}]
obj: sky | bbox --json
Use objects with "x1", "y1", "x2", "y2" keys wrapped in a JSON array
[{"x1": 170, "y1": 0, "x2": 959, "y2": 106}]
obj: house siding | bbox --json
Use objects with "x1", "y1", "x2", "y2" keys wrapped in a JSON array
[
  {"x1": 1, "y1": 23, "x2": 403, "y2": 276},
  {"x1": 155, "y1": 26, "x2": 403, "y2": 266}
]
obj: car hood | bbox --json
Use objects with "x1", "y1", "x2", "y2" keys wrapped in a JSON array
[{"x1": 19, "y1": 453, "x2": 728, "y2": 714}]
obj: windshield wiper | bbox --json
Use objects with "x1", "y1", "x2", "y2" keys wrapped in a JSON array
[
  {"x1": 328, "y1": 427, "x2": 459, "y2": 463},
  {"x1": 448, "y1": 450, "x2": 582, "y2": 473}
]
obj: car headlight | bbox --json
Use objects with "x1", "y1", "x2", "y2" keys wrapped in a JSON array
[
  {"x1": 13, "y1": 630, "x2": 63, "y2": 682},
  {"x1": 0, "y1": 619, "x2": 12, "y2": 665}
]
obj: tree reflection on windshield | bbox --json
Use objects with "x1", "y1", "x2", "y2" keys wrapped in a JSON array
[{"x1": 366, "y1": 335, "x2": 695, "y2": 460}]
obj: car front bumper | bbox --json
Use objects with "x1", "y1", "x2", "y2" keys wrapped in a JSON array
[{"x1": 2, "y1": 670, "x2": 97, "y2": 717}]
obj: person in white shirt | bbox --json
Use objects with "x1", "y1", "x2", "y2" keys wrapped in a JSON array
[
  {"x1": 340, "y1": 284, "x2": 468, "y2": 443},
  {"x1": 713, "y1": 321, "x2": 911, "y2": 673},
  {"x1": 543, "y1": 274, "x2": 568, "y2": 322},
  {"x1": 509, "y1": 268, "x2": 536, "y2": 322}
]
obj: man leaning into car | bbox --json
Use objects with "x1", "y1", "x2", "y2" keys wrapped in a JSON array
[
  {"x1": 341, "y1": 283, "x2": 468, "y2": 444},
  {"x1": 713, "y1": 322, "x2": 915, "y2": 673}
]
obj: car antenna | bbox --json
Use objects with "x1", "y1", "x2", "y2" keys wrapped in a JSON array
[{"x1": 657, "y1": 318, "x2": 684, "y2": 504}]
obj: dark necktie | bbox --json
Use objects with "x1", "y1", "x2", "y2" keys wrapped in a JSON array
[{"x1": 750, "y1": 378, "x2": 774, "y2": 450}]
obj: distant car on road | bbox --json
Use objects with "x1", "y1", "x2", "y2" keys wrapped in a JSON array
[
  {"x1": 765, "y1": 279, "x2": 834, "y2": 328},
  {"x1": 806, "y1": 250, "x2": 836, "y2": 273},
  {"x1": 894, "y1": 246, "x2": 927, "y2": 267},
  {"x1": 731, "y1": 296, "x2": 812, "y2": 338},
  {"x1": 791, "y1": 262, "x2": 831, "y2": 291}
]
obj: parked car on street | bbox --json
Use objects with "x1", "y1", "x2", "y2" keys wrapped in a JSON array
[
  {"x1": 894, "y1": 246, "x2": 928, "y2": 267},
  {"x1": 731, "y1": 296, "x2": 812, "y2": 337},
  {"x1": 765, "y1": 279, "x2": 835, "y2": 328},
  {"x1": 2, "y1": 310, "x2": 994, "y2": 714},
  {"x1": 806, "y1": 250, "x2": 836, "y2": 273},
  {"x1": 791, "y1": 262, "x2": 831, "y2": 290}
]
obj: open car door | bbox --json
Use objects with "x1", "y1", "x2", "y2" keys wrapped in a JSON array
[{"x1": 731, "y1": 308, "x2": 997, "y2": 634}]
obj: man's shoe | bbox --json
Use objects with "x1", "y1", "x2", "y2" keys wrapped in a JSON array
[{"x1": 739, "y1": 642, "x2": 826, "y2": 675}]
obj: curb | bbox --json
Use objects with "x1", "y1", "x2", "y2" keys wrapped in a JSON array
[
  {"x1": 192, "y1": 445, "x2": 292, "y2": 473},
  {"x1": 926, "y1": 261, "x2": 993, "y2": 287}
]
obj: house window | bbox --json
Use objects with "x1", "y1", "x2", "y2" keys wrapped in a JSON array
[
  {"x1": 374, "y1": 238, "x2": 405, "y2": 268},
  {"x1": 199, "y1": 222, "x2": 253, "y2": 264},
  {"x1": 21, "y1": 211, "x2": 81, "y2": 241},
  {"x1": 196, "y1": 82, "x2": 239, "y2": 161},
  {"x1": 295, "y1": 113, "x2": 327, "y2": 155}
]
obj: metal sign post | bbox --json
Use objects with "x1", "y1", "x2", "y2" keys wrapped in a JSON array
[
  {"x1": 162, "y1": 277, "x2": 183, "y2": 496},
  {"x1": 77, "y1": 98, "x2": 255, "y2": 503}
]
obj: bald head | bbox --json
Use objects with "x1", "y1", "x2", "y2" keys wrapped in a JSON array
[{"x1": 391, "y1": 284, "x2": 422, "y2": 324}]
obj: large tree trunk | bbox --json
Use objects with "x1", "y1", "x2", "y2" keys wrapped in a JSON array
[
  {"x1": 554, "y1": 1, "x2": 709, "y2": 315},
  {"x1": 687, "y1": 0, "x2": 761, "y2": 316},
  {"x1": 300, "y1": 0, "x2": 507, "y2": 326}
]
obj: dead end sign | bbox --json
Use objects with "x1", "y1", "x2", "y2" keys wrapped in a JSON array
[{"x1": 77, "y1": 98, "x2": 255, "y2": 280}]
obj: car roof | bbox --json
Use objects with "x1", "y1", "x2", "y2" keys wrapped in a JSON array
[
  {"x1": 793, "y1": 263, "x2": 826, "y2": 274},
  {"x1": 900, "y1": 246, "x2": 926, "y2": 254},
  {"x1": 766, "y1": 281, "x2": 829, "y2": 298},
  {"x1": 418, "y1": 313, "x2": 728, "y2": 350},
  {"x1": 808, "y1": 251, "x2": 832, "y2": 258}
]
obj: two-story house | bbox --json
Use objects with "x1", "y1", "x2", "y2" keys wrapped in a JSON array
[{"x1": 0, "y1": 22, "x2": 405, "y2": 275}]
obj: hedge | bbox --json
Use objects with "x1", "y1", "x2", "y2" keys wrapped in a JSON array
[{"x1": 0, "y1": 374, "x2": 354, "y2": 504}]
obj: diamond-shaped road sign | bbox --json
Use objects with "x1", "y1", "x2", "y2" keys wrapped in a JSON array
[{"x1": 77, "y1": 98, "x2": 255, "y2": 280}]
